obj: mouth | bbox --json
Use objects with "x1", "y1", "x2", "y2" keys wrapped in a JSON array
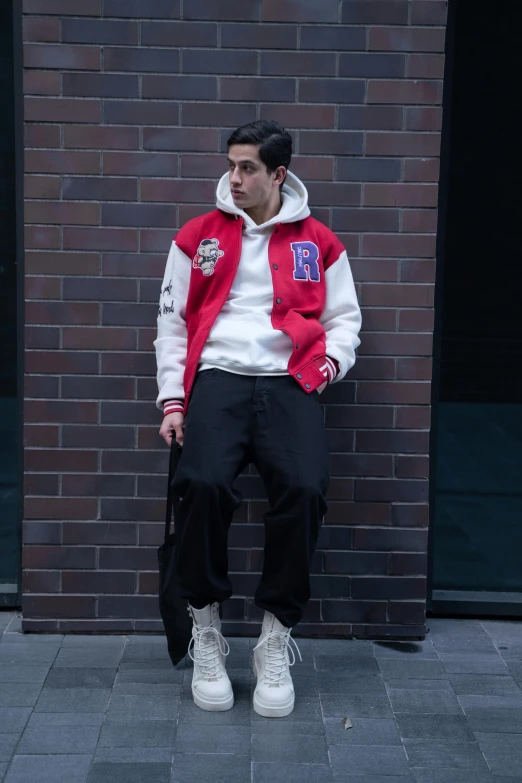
[{"x1": 231, "y1": 190, "x2": 243, "y2": 196}]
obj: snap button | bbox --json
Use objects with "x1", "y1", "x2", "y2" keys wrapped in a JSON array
[
  {"x1": 273, "y1": 264, "x2": 278, "y2": 270},
  {"x1": 295, "y1": 343, "x2": 299, "y2": 349},
  {"x1": 296, "y1": 373, "x2": 302, "y2": 379},
  {"x1": 276, "y1": 298, "x2": 281, "y2": 304},
  {"x1": 305, "y1": 383, "x2": 311, "y2": 389}
]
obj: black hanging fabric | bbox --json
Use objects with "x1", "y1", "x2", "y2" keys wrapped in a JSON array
[{"x1": 157, "y1": 439, "x2": 193, "y2": 666}]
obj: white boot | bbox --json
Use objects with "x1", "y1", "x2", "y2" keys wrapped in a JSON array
[
  {"x1": 187, "y1": 602, "x2": 234, "y2": 712},
  {"x1": 252, "y1": 610, "x2": 302, "y2": 718}
]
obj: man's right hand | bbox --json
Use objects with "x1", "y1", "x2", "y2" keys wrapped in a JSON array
[{"x1": 159, "y1": 412, "x2": 184, "y2": 448}]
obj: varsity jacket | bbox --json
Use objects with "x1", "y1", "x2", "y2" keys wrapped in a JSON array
[{"x1": 155, "y1": 170, "x2": 362, "y2": 416}]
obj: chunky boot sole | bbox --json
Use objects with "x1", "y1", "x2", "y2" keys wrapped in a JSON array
[
  {"x1": 192, "y1": 680, "x2": 234, "y2": 712},
  {"x1": 252, "y1": 657, "x2": 295, "y2": 718}
]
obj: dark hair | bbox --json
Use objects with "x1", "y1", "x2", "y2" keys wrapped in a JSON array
[{"x1": 227, "y1": 120, "x2": 292, "y2": 174}]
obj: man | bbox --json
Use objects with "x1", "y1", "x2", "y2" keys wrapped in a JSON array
[{"x1": 155, "y1": 121, "x2": 361, "y2": 718}]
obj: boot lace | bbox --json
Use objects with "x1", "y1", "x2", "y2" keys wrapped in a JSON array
[
  {"x1": 253, "y1": 628, "x2": 302, "y2": 685},
  {"x1": 188, "y1": 624, "x2": 230, "y2": 680}
]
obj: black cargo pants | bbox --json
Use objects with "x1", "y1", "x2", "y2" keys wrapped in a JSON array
[{"x1": 172, "y1": 368, "x2": 330, "y2": 628}]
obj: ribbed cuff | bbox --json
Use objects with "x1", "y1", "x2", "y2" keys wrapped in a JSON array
[
  {"x1": 322, "y1": 356, "x2": 339, "y2": 384},
  {"x1": 163, "y1": 400, "x2": 184, "y2": 417}
]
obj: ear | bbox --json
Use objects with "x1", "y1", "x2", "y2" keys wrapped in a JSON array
[{"x1": 273, "y1": 166, "x2": 286, "y2": 186}]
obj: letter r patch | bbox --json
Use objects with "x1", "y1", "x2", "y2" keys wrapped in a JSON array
[{"x1": 290, "y1": 241, "x2": 321, "y2": 282}]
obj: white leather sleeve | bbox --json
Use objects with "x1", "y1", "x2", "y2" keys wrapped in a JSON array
[
  {"x1": 153, "y1": 241, "x2": 191, "y2": 410},
  {"x1": 319, "y1": 250, "x2": 362, "y2": 382}
]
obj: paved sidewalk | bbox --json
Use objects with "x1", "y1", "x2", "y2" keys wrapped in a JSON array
[{"x1": 1, "y1": 612, "x2": 522, "y2": 782}]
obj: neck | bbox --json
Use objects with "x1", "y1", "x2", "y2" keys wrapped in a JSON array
[{"x1": 244, "y1": 193, "x2": 282, "y2": 226}]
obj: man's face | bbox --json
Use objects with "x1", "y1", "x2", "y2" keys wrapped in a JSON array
[{"x1": 227, "y1": 144, "x2": 283, "y2": 210}]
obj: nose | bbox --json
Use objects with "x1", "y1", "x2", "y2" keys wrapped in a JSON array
[{"x1": 230, "y1": 167, "x2": 241, "y2": 186}]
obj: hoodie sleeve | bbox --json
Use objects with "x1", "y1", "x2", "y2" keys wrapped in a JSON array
[
  {"x1": 153, "y1": 241, "x2": 191, "y2": 411},
  {"x1": 319, "y1": 248, "x2": 362, "y2": 383}
]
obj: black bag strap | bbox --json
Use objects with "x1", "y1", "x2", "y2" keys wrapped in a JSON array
[{"x1": 164, "y1": 439, "x2": 182, "y2": 544}]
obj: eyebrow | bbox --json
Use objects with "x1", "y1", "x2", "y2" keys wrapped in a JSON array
[{"x1": 227, "y1": 157, "x2": 258, "y2": 166}]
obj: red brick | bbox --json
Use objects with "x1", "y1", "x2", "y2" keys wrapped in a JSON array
[
  {"x1": 355, "y1": 478, "x2": 428, "y2": 503},
  {"x1": 62, "y1": 18, "x2": 138, "y2": 44},
  {"x1": 62, "y1": 375, "x2": 135, "y2": 399},
  {"x1": 24, "y1": 424, "x2": 60, "y2": 447},
  {"x1": 361, "y1": 283, "x2": 434, "y2": 307},
  {"x1": 182, "y1": 103, "x2": 256, "y2": 128},
  {"x1": 101, "y1": 303, "x2": 157, "y2": 327},
  {"x1": 261, "y1": 51, "x2": 335, "y2": 76},
  {"x1": 300, "y1": 131, "x2": 364, "y2": 155},
  {"x1": 186, "y1": 0, "x2": 258, "y2": 20},
  {"x1": 63, "y1": 177, "x2": 137, "y2": 202},
  {"x1": 24, "y1": 175, "x2": 61, "y2": 199},
  {"x1": 360, "y1": 333, "x2": 432, "y2": 357},
  {"x1": 140, "y1": 229, "x2": 174, "y2": 252},
  {"x1": 362, "y1": 234, "x2": 436, "y2": 258},
  {"x1": 100, "y1": 352, "x2": 156, "y2": 376},
  {"x1": 263, "y1": 0, "x2": 339, "y2": 22},
  {"x1": 349, "y1": 357, "x2": 395, "y2": 380},
  {"x1": 404, "y1": 158, "x2": 440, "y2": 182},
  {"x1": 102, "y1": 254, "x2": 165, "y2": 278},
  {"x1": 63, "y1": 227, "x2": 138, "y2": 252},
  {"x1": 358, "y1": 308, "x2": 397, "y2": 332},
  {"x1": 221, "y1": 77, "x2": 296, "y2": 103},
  {"x1": 26, "y1": 301, "x2": 100, "y2": 325},
  {"x1": 326, "y1": 405, "x2": 394, "y2": 430},
  {"x1": 24, "y1": 43, "x2": 101, "y2": 70},
  {"x1": 24, "y1": 496, "x2": 98, "y2": 520},
  {"x1": 395, "y1": 406, "x2": 432, "y2": 429},
  {"x1": 290, "y1": 157, "x2": 334, "y2": 181},
  {"x1": 24, "y1": 0, "x2": 101, "y2": 13},
  {"x1": 22, "y1": 595, "x2": 96, "y2": 618},
  {"x1": 342, "y1": 1, "x2": 408, "y2": 24},
  {"x1": 333, "y1": 209, "x2": 399, "y2": 233},
  {"x1": 137, "y1": 329, "x2": 156, "y2": 352},
  {"x1": 141, "y1": 21, "x2": 217, "y2": 47},
  {"x1": 331, "y1": 453, "x2": 393, "y2": 478},
  {"x1": 23, "y1": 16, "x2": 60, "y2": 42},
  {"x1": 64, "y1": 126, "x2": 139, "y2": 150},
  {"x1": 366, "y1": 132, "x2": 441, "y2": 157},
  {"x1": 367, "y1": 80, "x2": 443, "y2": 105},
  {"x1": 104, "y1": 152, "x2": 179, "y2": 177},
  {"x1": 340, "y1": 53, "x2": 405, "y2": 78},
  {"x1": 62, "y1": 428, "x2": 135, "y2": 451},
  {"x1": 406, "y1": 107, "x2": 443, "y2": 131},
  {"x1": 24, "y1": 70, "x2": 60, "y2": 96},
  {"x1": 104, "y1": 47, "x2": 180, "y2": 74},
  {"x1": 180, "y1": 154, "x2": 225, "y2": 178},
  {"x1": 397, "y1": 358, "x2": 432, "y2": 380},
  {"x1": 25, "y1": 201, "x2": 100, "y2": 226},
  {"x1": 365, "y1": 184, "x2": 438, "y2": 208},
  {"x1": 103, "y1": 0, "x2": 180, "y2": 18},
  {"x1": 399, "y1": 309, "x2": 434, "y2": 332},
  {"x1": 26, "y1": 448, "x2": 98, "y2": 472},
  {"x1": 142, "y1": 75, "x2": 216, "y2": 101},
  {"x1": 300, "y1": 25, "x2": 366, "y2": 51},
  {"x1": 299, "y1": 78, "x2": 365, "y2": 104},
  {"x1": 411, "y1": 1, "x2": 447, "y2": 25},
  {"x1": 370, "y1": 27, "x2": 446, "y2": 52},
  {"x1": 184, "y1": 48, "x2": 257, "y2": 75},
  {"x1": 400, "y1": 260, "x2": 436, "y2": 283},
  {"x1": 339, "y1": 106, "x2": 403, "y2": 131},
  {"x1": 102, "y1": 203, "x2": 176, "y2": 228},
  {"x1": 25, "y1": 150, "x2": 101, "y2": 175},
  {"x1": 143, "y1": 127, "x2": 218, "y2": 153},
  {"x1": 25, "y1": 326, "x2": 60, "y2": 349},
  {"x1": 63, "y1": 277, "x2": 137, "y2": 302},
  {"x1": 62, "y1": 327, "x2": 136, "y2": 351},
  {"x1": 407, "y1": 53, "x2": 445, "y2": 78},
  {"x1": 222, "y1": 23, "x2": 297, "y2": 49},
  {"x1": 25, "y1": 124, "x2": 61, "y2": 148},
  {"x1": 23, "y1": 570, "x2": 61, "y2": 593},
  {"x1": 140, "y1": 179, "x2": 214, "y2": 203},
  {"x1": 177, "y1": 205, "x2": 211, "y2": 224},
  {"x1": 358, "y1": 430, "x2": 429, "y2": 458},
  {"x1": 350, "y1": 258, "x2": 398, "y2": 282},
  {"x1": 402, "y1": 210, "x2": 438, "y2": 234},
  {"x1": 62, "y1": 571, "x2": 135, "y2": 593},
  {"x1": 25, "y1": 252, "x2": 100, "y2": 276},
  {"x1": 357, "y1": 381, "x2": 431, "y2": 405},
  {"x1": 260, "y1": 104, "x2": 335, "y2": 130},
  {"x1": 25, "y1": 375, "x2": 59, "y2": 399},
  {"x1": 307, "y1": 183, "x2": 361, "y2": 207},
  {"x1": 392, "y1": 504, "x2": 430, "y2": 527},
  {"x1": 25, "y1": 97, "x2": 101, "y2": 123},
  {"x1": 25, "y1": 277, "x2": 61, "y2": 300},
  {"x1": 25, "y1": 225, "x2": 60, "y2": 249},
  {"x1": 63, "y1": 72, "x2": 138, "y2": 98},
  {"x1": 25, "y1": 400, "x2": 98, "y2": 424},
  {"x1": 389, "y1": 553, "x2": 428, "y2": 575}
]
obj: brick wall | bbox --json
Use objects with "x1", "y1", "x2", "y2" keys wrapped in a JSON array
[{"x1": 22, "y1": 0, "x2": 446, "y2": 637}]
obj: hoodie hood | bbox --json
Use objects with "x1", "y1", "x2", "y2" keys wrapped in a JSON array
[{"x1": 216, "y1": 169, "x2": 311, "y2": 230}]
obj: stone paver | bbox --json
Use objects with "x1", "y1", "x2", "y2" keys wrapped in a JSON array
[{"x1": 0, "y1": 610, "x2": 521, "y2": 781}]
